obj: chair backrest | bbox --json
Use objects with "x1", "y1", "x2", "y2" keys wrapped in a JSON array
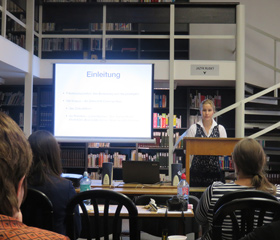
[
  {"x1": 65, "y1": 189, "x2": 139, "y2": 240},
  {"x1": 214, "y1": 189, "x2": 278, "y2": 213},
  {"x1": 134, "y1": 194, "x2": 200, "y2": 238},
  {"x1": 21, "y1": 188, "x2": 54, "y2": 231},
  {"x1": 212, "y1": 197, "x2": 280, "y2": 240}
]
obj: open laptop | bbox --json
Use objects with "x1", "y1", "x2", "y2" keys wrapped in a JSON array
[{"x1": 122, "y1": 161, "x2": 160, "y2": 184}]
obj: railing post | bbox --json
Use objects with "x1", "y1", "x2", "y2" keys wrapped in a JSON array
[{"x1": 235, "y1": 4, "x2": 245, "y2": 138}]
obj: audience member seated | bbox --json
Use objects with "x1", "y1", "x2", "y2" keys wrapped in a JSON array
[
  {"x1": 239, "y1": 220, "x2": 280, "y2": 240},
  {"x1": 0, "y1": 112, "x2": 69, "y2": 239},
  {"x1": 27, "y1": 130, "x2": 81, "y2": 237},
  {"x1": 195, "y1": 138, "x2": 280, "y2": 240}
]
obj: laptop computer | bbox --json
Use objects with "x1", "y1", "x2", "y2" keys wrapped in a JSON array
[{"x1": 122, "y1": 161, "x2": 160, "y2": 184}]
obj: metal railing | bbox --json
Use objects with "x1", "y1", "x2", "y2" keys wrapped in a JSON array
[{"x1": 214, "y1": 24, "x2": 280, "y2": 139}]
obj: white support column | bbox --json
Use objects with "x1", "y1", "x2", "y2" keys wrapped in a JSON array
[
  {"x1": 235, "y1": 4, "x2": 245, "y2": 138},
  {"x1": 1, "y1": 0, "x2": 7, "y2": 37},
  {"x1": 102, "y1": 5, "x2": 106, "y2": 60},
  {"x1": 168, "y1": 4, "x2": 175, "y2": 177},
  {"x1": 24, "y1": 0, "x2": 35, "y2": 137}
]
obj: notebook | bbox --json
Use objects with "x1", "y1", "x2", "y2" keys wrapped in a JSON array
[{"x1": 122, "y1": 161, "x2": 160, "y2": 184}]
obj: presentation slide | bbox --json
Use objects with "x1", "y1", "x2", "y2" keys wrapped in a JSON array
[{"x1": 54, "y1": 63, "x2": 154, "y2": 142}]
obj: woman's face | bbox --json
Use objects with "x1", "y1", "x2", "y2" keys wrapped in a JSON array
[{"x1": 201, "y1": 103, "x2": 214, "y2": 121}]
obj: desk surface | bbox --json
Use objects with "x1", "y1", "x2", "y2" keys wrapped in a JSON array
[
  {"x1": 75, "y1": 180, "x2": 206, "y2": 194},
  {"x1": 84, "y1": 205, "x2": 194, "y2": 218}
]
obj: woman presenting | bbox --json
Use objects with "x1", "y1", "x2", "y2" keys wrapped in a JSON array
[{"x1": 174, "y1": 99, "x2": 227, "y2": 187}]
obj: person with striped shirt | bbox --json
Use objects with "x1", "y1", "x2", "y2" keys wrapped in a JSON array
[{"x1": 195, "y1": 138, "x2": 280, "y2": 240}]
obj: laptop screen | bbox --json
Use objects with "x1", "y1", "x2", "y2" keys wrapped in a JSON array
[{"x1": 122, "y1": 161, "x2": 160, "y2": 184}]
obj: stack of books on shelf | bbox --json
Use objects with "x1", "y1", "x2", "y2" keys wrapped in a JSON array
[
  {"x1": 61, "y1": 149, "x2": 85, "y2": 168},
  {"x1": 88, "y1": 142, "x2": 110, "y2": 148},
  {"x1": 0, "y1": 91, "x2": 24, "y2": 105},
  {"x1": 130, "y1": 151, "x2": 169, "y2": 168},
  {"x1": 154, "y1": 93, "x2": 167, "y2": 108},
  {"x1": 88, "y1": 152, "x2": 126, "y2": 168},
  {"x1": 90, "y1": 23, "x2": 132, "y2": 31},
  {"x1": 266, "y1": 173, "x2": 280, "y2": 184},
  {"x1": 42, "y1": 23, "x2": 56, "y2": 32},
  {"x1": 91, "y1": 39, "x2": 113, "y2": 51},
  {"x1": 42, "y1": 38, "x2": 83, "y2": 51},
  {"x1": 39, "y1": 112, "x2": 53, "y2": 127},
  {"x1": 219, "y1": 156, "x2": 234, "y2": 170},
  {"x1": 190, "y1": 92, "x2": 222, "y2": 109},
  {"x1": 153, "y1": 113, "x2": 181, "y2": 129}
]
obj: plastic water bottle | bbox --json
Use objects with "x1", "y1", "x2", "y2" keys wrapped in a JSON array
[
  {"x1": 80, "y1": 171, "x2": 91, "y2": 205},
  {"x1": 177, "y1": 173, "x2": 189, "y2": 204}
]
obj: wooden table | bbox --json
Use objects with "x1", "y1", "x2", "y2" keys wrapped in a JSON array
[
  {"x1": 184, "y1": 137, "x2": 242, "y2": 183},
  {"x1": 84, "y1": 205, "x2": 194, "y2": 218},
  {"x1": 76, "y1": 180, "x2": 206, "y2": 194}
]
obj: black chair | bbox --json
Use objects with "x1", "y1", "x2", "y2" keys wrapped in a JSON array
[
  {"x1": 212, "y1": 196, "x2": 280, "y2": 240},
  {"x1": 213, "y1": 189, "x2": 278, "y2": 214},
  {"x1": 134, "y1": 194, "x2": 200, "y2": 239},
  {"x1": 65, "y1": 189, "x2": 139, "y2": 240},
  {"x1": 21, "y1": 188, "x2": 54, "y2": 231}
]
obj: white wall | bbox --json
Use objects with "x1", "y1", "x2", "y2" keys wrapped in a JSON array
[{"x1": 190, "y1": 0, "x2": 280, "y2": 88}]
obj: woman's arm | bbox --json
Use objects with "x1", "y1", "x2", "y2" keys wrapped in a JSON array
[
  {"x1": 195, "y1": 185, "x2": 212, "y2": 226},
  {"x1": 219, "y1": 125, "x2": 227, "y2": 138}
]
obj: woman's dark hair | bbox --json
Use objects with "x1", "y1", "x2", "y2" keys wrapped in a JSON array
[
  {"x1": 232, "y1": 138, "x2": 276, "y2": 195},
  {"x1": 27, "y1": 130, "x2": 62, "y2": 186}
]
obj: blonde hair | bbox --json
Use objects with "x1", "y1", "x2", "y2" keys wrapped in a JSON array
[
  {"x1": 232, "y1": 138, "x2": 276, "y2": 195},
  {"x1": 200, "y1": 99, "x2": 216, "y2": 112}
]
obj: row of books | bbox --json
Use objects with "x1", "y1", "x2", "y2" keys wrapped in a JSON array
[
  {"x1": 88, "y1": 152, "x2": 126, "y2": 168},
  {"x1": 90, "y1": 23, "x2": 132, "y2": 31},
  {"x1": 7, "y1": 15, "x2": 26, "y2": 31},
  {"x1": 154, "y1": 94, "x2": 167, "y2": 108},
  {"x1": 61, "y1": 158, "x2": 85, "y2": 167},
  {"x1": 91, "y1": 39, "x2": 113, "y2": 51},
  {"x1": 153, "y1": 113, "x2": 182, "y2": 129},
  {"x1": 267, "y1": 173, "x2": 280, "y2": 184},
  {"x1": 42, "y1": 23, "x2": 56, "y2": 32},
  {"x1": 42, "y1": 38, "x2": 83, "y2": 51},
  {"x1": 6, "y1": 33, "x2": 25, "y2": 49},
  {"x1": 190, "y1": 93, "x2": 222, "y2": 109},
  {"x1": 42, "y1": 22, "x2": 132, "y2": 32},
  {"x1": 88, "y1": 142, "x2": 111, "y2": 148},
  {"x1": 39, "y1": 112, "x2": 53, "y2": 127},
  {"x1": 61, "y1": 149, "x2": 85, "y2": 168},
  {"x1": 7, "y1": 1, "x2": 24, "y2": 13},
  {"x1": 219, "y1": 156, "x2": 234, "y2": 170},
  {"x1": 0, "y1": 91, "x2": 24, "y2": 105}
]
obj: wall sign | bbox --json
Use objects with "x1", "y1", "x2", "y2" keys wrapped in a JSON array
[{"x1": 191, "y1": 65, "x2": 219, "y2": 76}]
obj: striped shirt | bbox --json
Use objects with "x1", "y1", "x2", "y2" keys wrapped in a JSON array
[{"x1": 195, "y1": 181, "x2": 280, "y2": 240}]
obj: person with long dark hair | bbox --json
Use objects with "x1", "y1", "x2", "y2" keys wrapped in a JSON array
[{"x1": 27, "y1": 130, "x2": 81, "y2": 237}]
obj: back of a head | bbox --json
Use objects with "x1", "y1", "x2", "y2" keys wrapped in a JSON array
[
  {"x1": 0, "y1": 112, "x2": 33, "y2": 216},
  {"x1": 28, "y1": 130, "x2": 62, "y2": 186},
  {"x1": 233, "y1": 138, "x2": 275, "y2": 194}
]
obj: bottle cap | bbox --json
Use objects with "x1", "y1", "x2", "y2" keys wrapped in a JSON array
[{"x1": 181, "y1": 173, "x2": 186, "y2": 180}]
